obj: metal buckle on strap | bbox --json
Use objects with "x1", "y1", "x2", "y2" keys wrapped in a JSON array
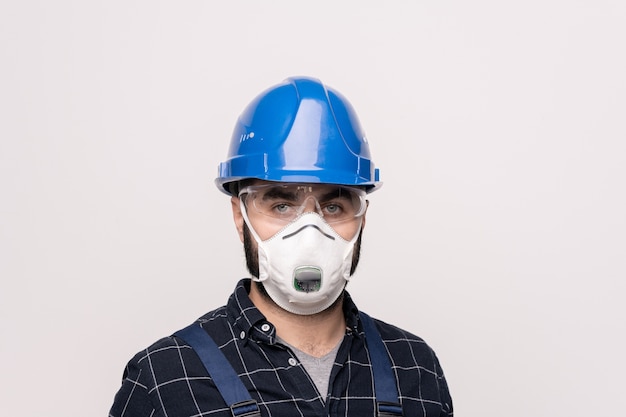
[
  {"x1": 377, "y1": 401, "x2": 403, "y2": 417},
  {"x1": 230, "y1": 399, "x2": 260, "y2": 417}
]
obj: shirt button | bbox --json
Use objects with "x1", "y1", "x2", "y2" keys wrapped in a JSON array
[
  {"x1": 240, "y1": 331, "x2": 246, "y2": 339},
  {"x1": 288, "y1": 358, "x2": 298, "y2": 366},
  {"x1": 261, "y1": 323, "x2": 271, "y2": 332}
]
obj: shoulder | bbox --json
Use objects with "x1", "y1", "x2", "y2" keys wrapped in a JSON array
[
  {"x1": 367, "y1": 315, "x2": 445, "y2": 374},
  {"x1": 367, "y1": 315, "x2": 429, "y2": 348},
  {"x1": 125, "y1": 306, "x2": 230, "y2": 378}
]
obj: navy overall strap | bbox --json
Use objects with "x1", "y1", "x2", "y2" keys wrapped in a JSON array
[
  {"x1": 174, "y1": 323, "x2": 260, "y2": 417},
  {"x1": 360, "y1": 312, "x2": 404, "y2": 416},
  {"x1": 176, "y1": 315, "x2": 401, "y2": 417}
]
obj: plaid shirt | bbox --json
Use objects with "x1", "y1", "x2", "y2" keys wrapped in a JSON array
[{"x1": 109, "y1": 279, "x2": 453, "y2": 417}]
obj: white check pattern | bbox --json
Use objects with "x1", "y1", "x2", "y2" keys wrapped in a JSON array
[{"x1": 109, "y1": 279, "x2": 453, "y2": 417}]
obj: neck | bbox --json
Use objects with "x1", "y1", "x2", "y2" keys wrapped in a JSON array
[{"x1": 249, "y1": 282, "x2": 346, "y2": 358}]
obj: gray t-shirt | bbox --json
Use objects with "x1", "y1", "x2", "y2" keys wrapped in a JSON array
[{"x1": 278, "y1": 337, "x2": 341, "y2": 400}]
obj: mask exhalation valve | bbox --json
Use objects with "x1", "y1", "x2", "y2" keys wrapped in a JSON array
[{"x1": 293, "y1": 266, "x2": 322, "y2": 293}]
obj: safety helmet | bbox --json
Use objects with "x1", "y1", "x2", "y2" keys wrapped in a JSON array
[{"x1": 215, "y1": 76, "x2": 381, "y2": 195}]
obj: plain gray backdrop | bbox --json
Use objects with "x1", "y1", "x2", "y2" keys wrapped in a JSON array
[{"x1": 1, "y1": 1, "x2": 625, "y2": 416}]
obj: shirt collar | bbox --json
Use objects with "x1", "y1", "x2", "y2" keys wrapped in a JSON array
[{"x1": 226, "y1": 279, "x2": 364, "y2": 343}]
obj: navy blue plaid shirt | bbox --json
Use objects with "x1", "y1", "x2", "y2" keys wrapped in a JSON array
[{"x1": 109, "y1": 279, "x2": 453, "y2": 416}]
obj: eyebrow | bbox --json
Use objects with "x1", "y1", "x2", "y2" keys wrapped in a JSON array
[
  {"x1": 261, "y1": 188, "x2": 299, "y2": 201},
  {"x1": 259, "y1": 186, "x2": 355, "y2": 203},
  {"x1": 318, "y1": 188, "x2": 349, "y2": 202}
]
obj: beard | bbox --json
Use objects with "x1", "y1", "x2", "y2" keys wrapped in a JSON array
[{"x1": 242, "y1": 221, "x2": 363, "y2": 305}]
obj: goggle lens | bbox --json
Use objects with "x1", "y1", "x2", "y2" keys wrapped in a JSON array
[{"x1": 239, "y1": 183, "x2": 366, "y2": 224}]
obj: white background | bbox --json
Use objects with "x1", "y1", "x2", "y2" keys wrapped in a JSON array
[{"x1": 1, "y1": 1, "x2": 625, "y2": 416}]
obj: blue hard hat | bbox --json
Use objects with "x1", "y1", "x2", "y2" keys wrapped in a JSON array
[{"x1": 215, "y1": 76, "x2": 381, "y2": 195}]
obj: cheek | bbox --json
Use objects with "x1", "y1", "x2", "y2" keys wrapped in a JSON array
[
  {"x1": 247, "y1": 214, "x2": 286, "y2": 241},
  {"x1": 332, "y1": 221, "x2": 362, "y2": 241}
]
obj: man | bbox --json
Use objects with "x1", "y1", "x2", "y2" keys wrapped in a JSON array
[{"x1": 109, "y1": 76, "x2": 453, "y2": 416}]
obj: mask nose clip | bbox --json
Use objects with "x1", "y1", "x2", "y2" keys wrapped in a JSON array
[{"x1": 293, "y1": 266, "x2": 322, "y2": 293}]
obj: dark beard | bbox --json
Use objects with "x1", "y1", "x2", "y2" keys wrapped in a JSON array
[
  {"x1": 243, "y1": 222, "x2": 260, "y2": 279},
  {"x1": 242, "y1": 222, "x2": 364, "y2": 301}
]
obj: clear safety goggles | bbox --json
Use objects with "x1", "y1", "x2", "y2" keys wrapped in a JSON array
[{"x1": 239, "y1": 183, "x2": 367, "y2": 224}]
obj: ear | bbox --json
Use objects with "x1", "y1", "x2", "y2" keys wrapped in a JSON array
[{"x1": 231, "y1": 196, "x2": 245, "y2": 242}]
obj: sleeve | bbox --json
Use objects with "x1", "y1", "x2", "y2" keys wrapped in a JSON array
[
  {"x1": 435, "y1": 355, "x2": 454, "y2": 417},
  {"x1": 109, "y1": 355, "x2": 156, "y2": 417}
]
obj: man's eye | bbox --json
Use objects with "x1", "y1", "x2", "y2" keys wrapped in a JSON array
[
  {"x1": 273, "y1": 203, "x2": 291, "y2": 213},
  {"x1": 323, "y1": 203, "x2": 342, "y2": 215}
]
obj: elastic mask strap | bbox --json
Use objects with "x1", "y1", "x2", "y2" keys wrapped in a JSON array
[
  {"x1": 360, "y1": 312, "x2": 403, "y2": 416},
  {"x1": 240, "y1": 199, "x2": 264, "y2": 244}
]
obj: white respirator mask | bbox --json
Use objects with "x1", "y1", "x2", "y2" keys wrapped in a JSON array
[{"x1": 241, "y1": 202, "x2": 362, "y2": 315}]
